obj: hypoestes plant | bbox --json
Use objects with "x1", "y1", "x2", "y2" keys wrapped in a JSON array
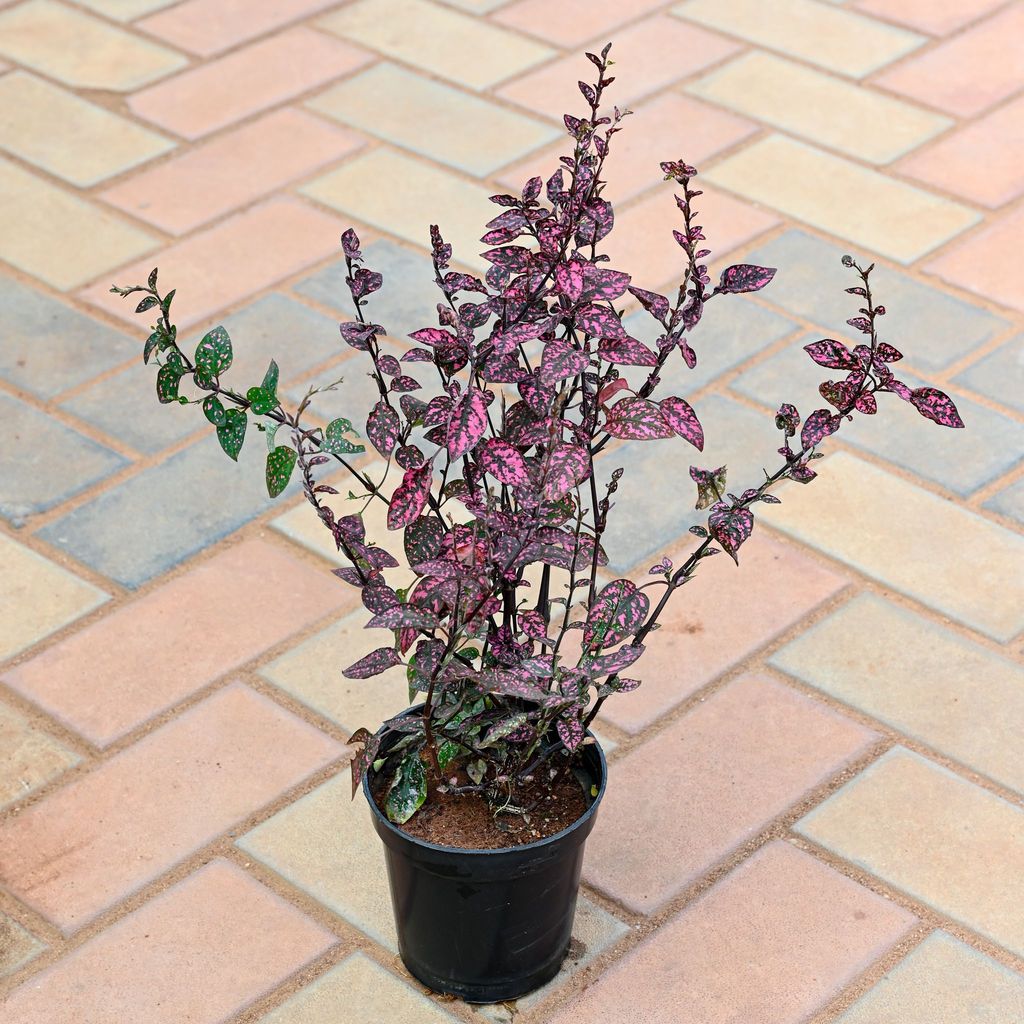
[{"x1": 112, "y1": 44, "x2": 964, "y2": 828}]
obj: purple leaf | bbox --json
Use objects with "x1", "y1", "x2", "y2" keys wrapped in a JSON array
[
  {"x1": 800, "y1": 408, "x2": 840, "y2": 449},
  {"x1": 367, "y1": 401, "x2": 401, "y2": 457},
  {"x1": 519, "y1": 609, "x2": 550, "y2": 642},
  {"x1": 804, "y1": 339, "x2": 860, "y2": 370},
  {"x1": 603, "y1": 396, "x2": 673, "y2": 440},
  {"x1": 543, "y1": 443, "x2": 589, "y2": 501},
  {"x1": 584, "y1": 580, "x2": 649, "y2": 648},
  {"x1": 628, "y1": 285, "x2": 670, "y2": 321},
  {"x1": 911, "y1": 387, "x2": 965, "y2": 428},
  {"x1": 446, "y1": 387, "x2": 489, "y2": 459},
  {"x1": 576, "y1": 303, "x2": 627, "y2": 340},
  {"x1": 479, "y1": 438, "x2": 530, "y2": 487},
  {"x1": 540, "y1": 338, "x2": 590, "y2": 386},
  {"x1": 708, "y1": 505, "x2": 753, "y2": 565},
  {"x1": 555, "y1": 259, "x2": 586, "y2": 302},
  {"x1": 660, "y1": 396, "x2": 704, "y2": 450},
  {"x1": 714, "y1": 264, "x2": 776, "y2": 294},
  {"x1": 854, "y1": 392, "x2": 877, "y2": 414},
  {"x1": 884, "y1": 379, "x2": 913, "y2": 401},
  {"x1": 367, "y1": 605, "x2": 440, "y2": 631},
  {"x1": 847, "y1": 316, "x2": 873, "y2": 334},
  {"x1": 587, "y1": 643, "x2": 644, "y2": 676},
  {"x1": 490, "y1": 320, "x2": 546, "y2": 357},
  {"x1": 523, "y1": 175, "x2": 543, "y2": 202},
  {"x1": 408, "y1": 327, "x2": 455, "y2": 348},
  {"x1": 775, "y1": 403, "x2": 800, "y2": 437},
  {"x1": 584, "y1": 266, "x2": 630, "y2": 301},
  {"x1": 341, "y1": 228, "x2": 361, "y2": 260},
  {"x1": 387, "y1": 463, "x2": 432, "y2": 531},
  {"x1": 343, "y1": 647, "x2": 402, "y2": 679},
  {"x1": 876, "y1": 342, "x2": 903, "y2": 362},
  {"x1": 576, "y1": 198, "x2": 614, "y2": 245},
  {"x1": 556, "y1": 714, "x2": 585, "y2": 753},
  {"x1": 598, "y1": 336, "x2": 659, "y2": 366},
  {"x1": 481, "y1": 245, "x2": 532, "y2": 273}
]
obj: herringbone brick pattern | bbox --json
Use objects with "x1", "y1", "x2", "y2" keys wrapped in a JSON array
[{"x1": 1, "y1": 1, "x2": 1022, "y2": 1020}]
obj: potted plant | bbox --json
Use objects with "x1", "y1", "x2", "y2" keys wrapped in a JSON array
[{"x1": 111, "y1": 44, "x2": 963, "y2": 1004}]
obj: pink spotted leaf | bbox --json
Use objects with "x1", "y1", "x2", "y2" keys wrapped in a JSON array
[{"x1": 659, "y1": 396, "x2": 704, "y2": 451}]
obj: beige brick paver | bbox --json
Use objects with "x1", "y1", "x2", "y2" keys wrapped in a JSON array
[
  {"x1": 836, "y1": 930, "x2": 1024, "y2": 1024},
  {"x1": 2, "y1": 0, "x2": 1022, "y2": 1016},
  {"x1": 319, "y1": 0, "x2": 554, "y2": 89},
  {"x1": 0, "y1": 0, "x2": 186, "y2": 91},
  {"x1": 705, "y1": 135, "x2": 980, "y2": 264},
  {"x1": 301, "y1": 147, "x2": 494, "y2": 273},
  {"x1": 0, "y1": 532, "x2": 107, "y2": 662},
  {"x1": 0, "y1": 702, "x2": 80, "y2": 811},
  {"x1": 308, "y1": 62, "x2": 559, "y2": 177},
  {"x1": 673, "y1": 0, "x2": 924, "y2": 77},
  {"x1": 258, "y1": 953, "x2": 459, "y2": 1024},
  {"x1": 687, "y1": 51, "x2": 951, "y2": 164},
  {"x1": 798, "y1": 748, "x2": 1024, "y2": 956},
  {"x1": 0, "y1": 157, "x2": 158, "y2": 290},
  {"x1": 0, "y1": 72, "x2": 175, "y2": 187},
  {"x1": 763, "y1": 451, "x2": 1024, "y2": 641},
  {"x1": 772, "y1": 593, "x2": 1024, "y2": 795},
  {"x1": 498, "y1": 91, "x2": 757, "y2": 204}
]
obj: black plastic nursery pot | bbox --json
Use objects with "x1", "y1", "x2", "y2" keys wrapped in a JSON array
[{"x1": 363, "y1": 711, "x2": 607, "y2": 1003}]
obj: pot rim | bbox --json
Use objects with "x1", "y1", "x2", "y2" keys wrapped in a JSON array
[{"x1": 362, "y1": 706, "x2": 608, "y2": 857}]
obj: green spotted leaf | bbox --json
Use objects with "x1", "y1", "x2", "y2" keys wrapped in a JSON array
[
  {"x1": 143, "y1": 330, "x2": 162, "y2": 364},
  {"x1": 195, "y1": 325, "x2": 232, "y2": 378},
  {"x1": 217, "y1": 407, "x2": 246, "y2": 461},
  {"x1": 156, "y1": 362, "x2": 184, "y2": 404},
  {"x1": 246, "y1": 386, "x2": 277, "y2": 415},
  {"x1": 437, "y1": 740, "x2": 461, "y2": 773},
  {"x1": 385, "y1": 751, "x2": 427, "y2": 824},
  {"x1": 261, "y1": 359, "x2": 279, "y2": 396},
  {"x1": 202, "y1": 395, "x2": 226, "y2": 426},
  {"x1": 266, "y1": 445, "x2": 297, "y2": 498},
  {"x1": 135, "y1": 294, "x2": 158, "y2": 314},
  {"x1": 322, "y1": 417, "x2": 365, "y2": 455}
]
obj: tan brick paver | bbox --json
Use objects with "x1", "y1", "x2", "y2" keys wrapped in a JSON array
[{"x1": 1, "y1": 0, "x2": 1021, "y2": 1019}]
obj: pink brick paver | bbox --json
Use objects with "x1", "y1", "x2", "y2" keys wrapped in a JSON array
[
  {"x1": 100, "y1": 108, "x2": 365, "y2": 234},
  {"x1": 1, "y1": 0, "x2": 1022, "y2": 1016},
  {"x1": 0, "y1": 683, "x2": 342, "y2": 933},
  {"x1": 128, "y1": 27, "x2": 371, "y2": 138},
  {"x1": 138, "y1": 0, "x2": 340, "y2": 57},
  {"x1": 585, "y1": 675, "x2": 877, "y2": 913},
  {"x1": 0, "y1": 859, "x2": 337, "y2": 1023},
  {"x1": 80, "y1": 196, "x2": 345, "y2": 327},
  {"x1": 556, "y1": 841, "x2": 916, "y2": 1024},
  {"x1": 895, "y1": 93, "x2": 1024, "y2": 209},
  {"x1": 872, "y1": 5, "x2": 1024, "y2": 117},
  {"x1": 598, "y1": 535, "x2": 847, "y2": 733},
  {"x1": 3, "y1": 538, "x2": 350, "y2": 746},
  {"x1": 925, "y1": 205, "x2": 1024, "y2": 313}
]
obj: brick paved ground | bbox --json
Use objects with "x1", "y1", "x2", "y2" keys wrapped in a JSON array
[{"x1": 1, "y1": 1, "x2": 1023, "y2": 1021}]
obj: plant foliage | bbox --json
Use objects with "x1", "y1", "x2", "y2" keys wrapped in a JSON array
[{"x1": 112, "y1": 45, "x2": 963, "y2": 827}]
